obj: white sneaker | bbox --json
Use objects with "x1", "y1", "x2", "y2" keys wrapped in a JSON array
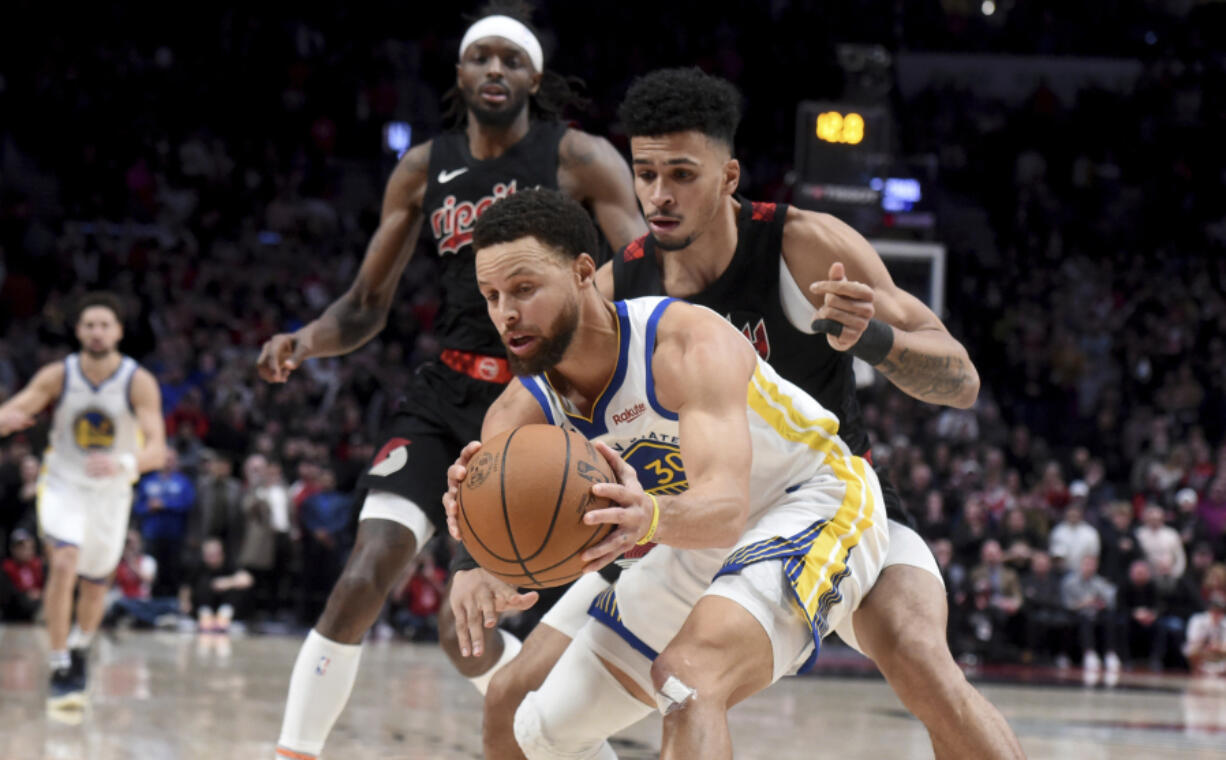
[
  {"x1": 1083, "y1": 651, "x2": 1102, "y2": 672},
  {"x1": 1104, "y1": 652, "x2": 1122, "y2": 674}
]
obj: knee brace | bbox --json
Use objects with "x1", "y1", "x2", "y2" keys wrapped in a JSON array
[{"x1": 512, "y1": 642, "x2": 651, "y2": 760}]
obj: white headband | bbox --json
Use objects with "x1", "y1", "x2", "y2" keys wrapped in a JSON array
[{"x1": 459, "y1": 15, "x2": 544, "y2": 73}]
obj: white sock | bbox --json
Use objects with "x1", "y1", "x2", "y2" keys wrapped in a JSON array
[
  {"x1": 468, "y1": 629, "x2": 522, "y2": 696},
  {"x1": 276, "y1": 629, "x2": 363, "y2": 758},
  {"x1": 49, "y1": 650, "x2": 70, "y2": 671},
  {"x1": 67, "y1": 626, "x2": 94, "y2": 650}
]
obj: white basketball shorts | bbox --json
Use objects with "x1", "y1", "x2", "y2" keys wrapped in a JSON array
[{"x1": 38, "y1": 469, "x2": 134, "y2": 580}]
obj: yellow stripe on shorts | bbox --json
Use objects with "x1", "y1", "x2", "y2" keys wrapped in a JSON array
[{"x1": 746, "y1": 366, "x2": 877, "y2": 628}]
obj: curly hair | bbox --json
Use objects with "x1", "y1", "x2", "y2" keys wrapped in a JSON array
[
  {"x1": 442, "y1": 0, "x2": 589, "y2": 126},
  {"x1": 472, "y1": 188, "x2": 597, "y2": 261},
  {"x1": 618, "y1": 67, "x2": 742, "y2": 148},
  {"x1": 73, "y1": 291, "x2": 125, "y2": 325}
]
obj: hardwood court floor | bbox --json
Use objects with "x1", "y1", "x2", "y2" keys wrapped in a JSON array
[{"x1": 2, "y1": 623, "x2": 1225, "y2": 759}]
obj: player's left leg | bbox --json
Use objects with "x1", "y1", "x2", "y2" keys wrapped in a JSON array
[
  {"x1": 651, "y1": 595, "x2": 773, "y2": 760},
  {"x1": 837, "y1": 523, "x2": 1025, "y2": 760},
  {"x1": 656, "y1": 473, "x2": 891, "y2": 760},
  {"x1": 74, "y1": 576, "x2": 111, "y2": 638}
]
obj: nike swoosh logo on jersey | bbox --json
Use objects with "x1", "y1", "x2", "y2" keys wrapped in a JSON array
[{"x1": 438, "y1": 167, "x2": 469, "y2": 184}]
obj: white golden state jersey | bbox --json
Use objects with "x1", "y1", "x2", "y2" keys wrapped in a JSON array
[
  {"x1": 518, "y1": 297, "x2": 879, "y2": 577},
  {"x1": 44, "y1": 353, "x2": 142, "y2": 489}
]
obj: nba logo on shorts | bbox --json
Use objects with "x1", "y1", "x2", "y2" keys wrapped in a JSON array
[{"x1": 315, "y1": 656, "x2": 331, "y2": 676}]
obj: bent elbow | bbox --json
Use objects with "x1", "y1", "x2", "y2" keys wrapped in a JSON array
[{"x1": 953, "y1": 366, "x2": 981, "y2": 409}]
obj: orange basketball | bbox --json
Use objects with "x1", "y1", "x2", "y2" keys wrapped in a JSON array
[{"x1": 457, "y1": 425, "x2": 616, "y2": 589}]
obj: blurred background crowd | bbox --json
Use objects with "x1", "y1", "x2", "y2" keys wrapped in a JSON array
[{"x1": 2, "y1": 1, "x2": 1224, "y2": 674}]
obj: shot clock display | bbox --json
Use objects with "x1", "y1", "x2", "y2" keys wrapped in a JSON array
[
  {"x1": 815, "y1": 109, "x2": 866, "y2": 145},
  {"x1": 794, "y1": 101, "x2": 891, "y2": 186}
]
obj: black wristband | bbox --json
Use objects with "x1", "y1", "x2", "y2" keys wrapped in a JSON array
[
  {"x1": 449, "y1": 544, "x2": 480, "y2": 574},
  {"x1": 811, "y1": 317, "x2": 894, "y2": 365}
]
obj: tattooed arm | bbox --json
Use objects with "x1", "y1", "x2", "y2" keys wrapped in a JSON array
[
  {"x1": 781, "y1": 207, "x2": 980, "y2": 409},
  {"x1": 557, "y1": 129, "x2": 647, "y2": 253},
  {"x1": 256, "y1": 142, "x2": 432, "y2": 382}
]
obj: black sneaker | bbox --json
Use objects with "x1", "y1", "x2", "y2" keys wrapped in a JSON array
[
  {"x1": 47, "y1": 666, "x2": 85, "y2": 709},
  {"x1": 69, "y1": 648, "x2": 89, "y2": 691}
]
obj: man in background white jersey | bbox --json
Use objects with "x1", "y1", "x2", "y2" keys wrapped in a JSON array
[{"x1": 0, "y1": 291, "x2": 167, "y2": 708}]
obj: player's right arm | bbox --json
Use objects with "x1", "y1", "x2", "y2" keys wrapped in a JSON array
[
  {"x1": 0, "y1": 362, "x2": 65, "y2": 436},
  {"x1": 256, "y1": 142, "x2": 432, "y2": 382},
  {"x1": 582, "y1": 303, "x2": 757, "y2": 570},
  {"x1": 784, "y1": 209, "x2": 980, "y2": 408}
]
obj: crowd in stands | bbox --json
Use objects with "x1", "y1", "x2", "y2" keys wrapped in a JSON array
[{"x1": 2, "y1": 2, "x2": 1225, "y2": 674}]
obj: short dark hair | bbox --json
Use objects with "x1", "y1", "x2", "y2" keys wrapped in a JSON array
[
  {"x1": 74, "y1": 291, "x2": 124, "y2": 324},
  {"x1": 618, "y1": 67, "x2": 742, "y2": 147},
  {"x1": 472, "y1": 188, "x2": 597, "y2": 261}
]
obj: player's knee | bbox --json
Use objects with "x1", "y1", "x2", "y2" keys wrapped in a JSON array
[
  {"x1": 872, "y1": 617, "x2": 961, "y2": 697},
  {"x1": 351, "y1": 522, "x2": 418, "y2": 590},
  {"x1": 513, "y1": 690, "x2": 603, "y2": 760},
  {"x1": 486, "y1": 658, "x2": 532, "y2": 720},
  {"x1": 329, "y1": 568, "x2": 384, "y2": 608},
  {"x1": 650, "y1": 647, "x2": 710, "y2": 712},
  {"x1": 49, "y1": 546, "x2": 79, "y2": 577}
]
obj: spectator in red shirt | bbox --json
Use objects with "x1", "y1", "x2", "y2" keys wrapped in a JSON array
[
  {"x1": 389, "y1": 552, "x2": 447, "y2": 641},
  {"x1": 2, "y1": 529, "x2": 44, "y2": 621},
  {"x1": 165, "y1": 387, "x2": 210, "y2": 440},
  {"x1": 113, "y1": 529, "x2": 157, "y2": 600},
  {"x1": 105, "y1": 530, "x2": 183, "y2": 629}
]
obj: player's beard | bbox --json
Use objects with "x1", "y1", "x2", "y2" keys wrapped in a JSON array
[
  {"x1": 465, "y1": 88, "x2": 531, "y2": 128},
  {"x1": 652, "y1": 231, "x2": 697, "y2": 251},
  {"x1": 82, "y1": 345, "x2": 114, "y2": 361},
  {"x1": 506, "y1": 297, "x2": 579, "y2": 376}
]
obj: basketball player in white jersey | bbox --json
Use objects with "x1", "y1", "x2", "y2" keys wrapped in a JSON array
[
  {"x1": 463, "y1": 68, "x2": 1022, "y2": 760},
  {"x1": 0, "y1": 292, "x2": 167, "y2": 708},
  {"x1": 445, "y1": 188, "x2": 890, "y2": 759}
]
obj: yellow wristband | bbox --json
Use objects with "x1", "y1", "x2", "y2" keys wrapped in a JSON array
[{"x1": 636, "y1": 494, "x2": 660, "y2": 545}]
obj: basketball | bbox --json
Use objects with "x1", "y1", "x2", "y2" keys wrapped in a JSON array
[{"x1": 456, "y1": 424, "x2": 616, "y2": 589}]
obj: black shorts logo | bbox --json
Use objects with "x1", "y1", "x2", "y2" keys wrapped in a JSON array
[{"x1": 369, "y1": 437, "x2": 411, "y2": 478}]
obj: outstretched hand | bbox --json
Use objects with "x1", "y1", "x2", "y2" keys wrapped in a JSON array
[
  {"x1": 0, "y1": 407, "x2": 35, "y2": 437},
  {"x1": 809, "y1": 261, "x2": 876, "y2": 351},
  {"x1": 256, "y1": 333, "x2": 310, "y2": 383},
  {"x1": 449, "y1": 568, "x2": 538, "y2": 658}
]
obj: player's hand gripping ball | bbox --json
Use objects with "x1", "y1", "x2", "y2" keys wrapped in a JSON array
[{"x1": 456, "y1": 425, "x2": 616, "y2": 588}]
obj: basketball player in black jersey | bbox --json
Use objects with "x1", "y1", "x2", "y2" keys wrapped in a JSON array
[
  {"x1": 451, "y1": 69, "x2": 1023, "y2": 759},
  {"x1": 256, "y1": 4, "x2": 644, "y2": 757}
]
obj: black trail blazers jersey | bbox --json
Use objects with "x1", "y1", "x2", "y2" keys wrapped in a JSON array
[
  {"x1": 423, "y1": 120, "x2": 568, "y2": 356},
  {"x1": 612, "y1": 197, "x2": 870, "y2": 457}
]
